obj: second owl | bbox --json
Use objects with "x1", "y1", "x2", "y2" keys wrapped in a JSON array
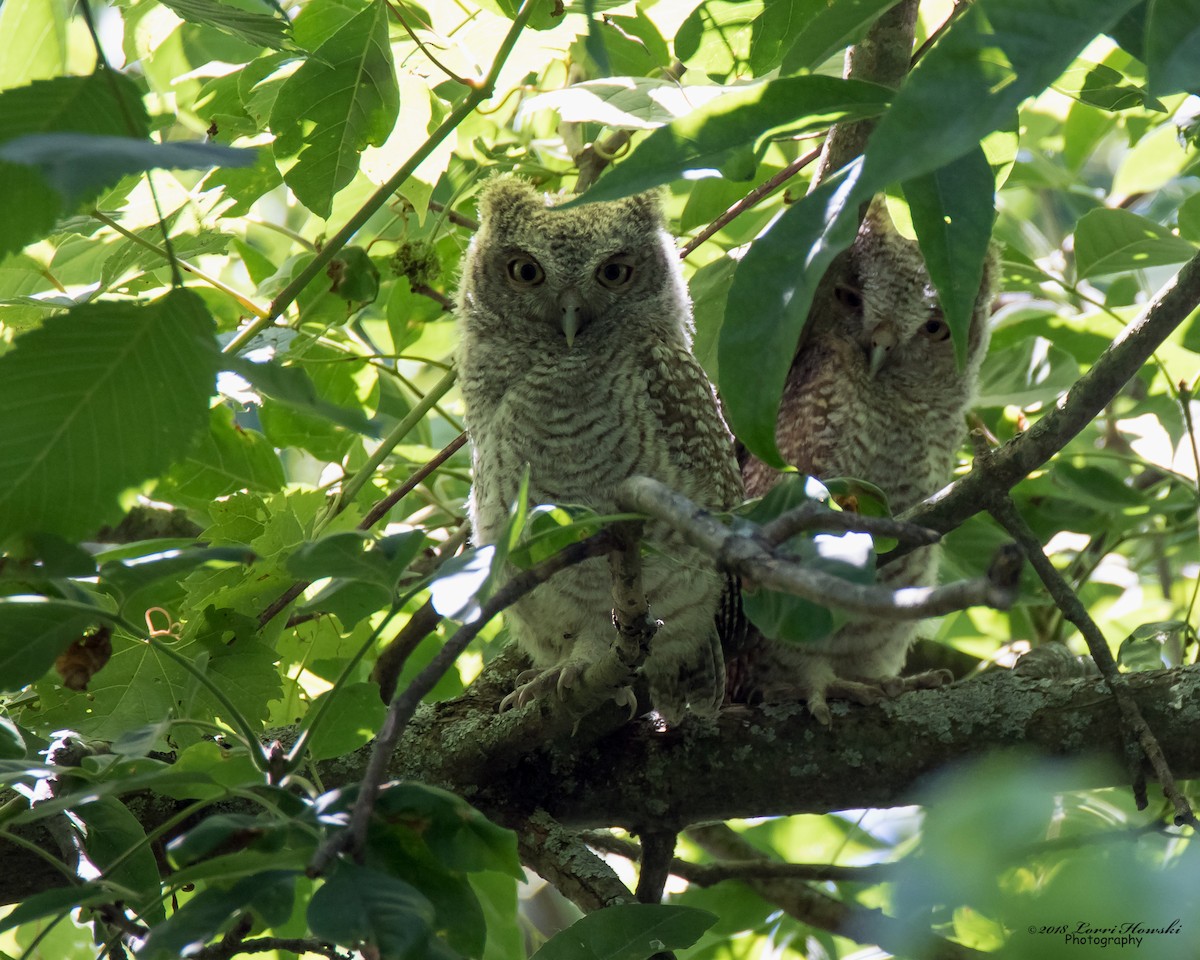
[{"x1": 456, "y1": 177, "x2": 743, "y2": 724}]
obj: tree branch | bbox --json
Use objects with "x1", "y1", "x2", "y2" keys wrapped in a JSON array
[
  {"x1": 616, "y1": 476, "x2": 1018, "y2": 620},
  {"x1": 686, "y1": 823, "x2": 986, "y2": 960},
  {"x1": 895, "y1": 249, "x2": 1200, "y2": 546},
  {"x1": 987, "y1": 495, "x2": 1196, "y2": 826},
  {"x1": 519, "y1": 810, "x2": 634, "y2": 912},
  {"x1": 4, "y1": 667, "x2": 1200, "y2": 906}
]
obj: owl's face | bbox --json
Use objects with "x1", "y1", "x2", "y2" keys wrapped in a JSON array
[
  {"x1": 815, "y1": 205, "x2": 992, "y2": 391},
  {"x1": 460, "y1": 178, "x2": 687, "y2": 348}
]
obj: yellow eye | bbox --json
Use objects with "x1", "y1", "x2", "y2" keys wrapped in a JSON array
[
  {"x1": 506, "y1": 256, "x2": 544, "y2": 286},
  {"x1": 596, "y1": 257, "x2": 635, "y2": 289},
  {"x1": 919, "y1": 316, "x2": 950, "y2": 341}
]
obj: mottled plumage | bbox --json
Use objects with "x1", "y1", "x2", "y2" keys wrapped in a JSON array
[
  {"x1": 738, "y1": 199, "x2": 997, "y2": 723},
  {"x1": 456, "y1": 177, "x2": 742, "y2": 723}
]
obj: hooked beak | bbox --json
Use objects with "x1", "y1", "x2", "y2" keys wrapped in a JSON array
[
  {"x1": 867, "y1": 321, "x2": 896, "y2": 378},
  {"x1": 559, "y1": 287, "x2": 586, "y2": 347}
]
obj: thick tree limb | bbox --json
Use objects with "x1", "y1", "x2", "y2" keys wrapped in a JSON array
[{"x1": 3, "y1": 666, "x2": 1199, "y2": 906}]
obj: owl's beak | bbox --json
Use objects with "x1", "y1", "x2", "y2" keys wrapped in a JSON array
[
  {"x1": 867, "y1": 322, "x2": 896, "y2": 378},
  {"x1": 559, "y1": 287, "x2": 587, "y2": 347}
]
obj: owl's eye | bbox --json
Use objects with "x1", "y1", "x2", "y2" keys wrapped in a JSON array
[
  {"x1": 919, "y1": 316, "x2": 951, "y2": 341},
  {"x1": 596, "y1": 257, "x2": 635, "y2": 289},
  {"x1": 506, "y1": 256, "x2": 545, "y2": 286},
  {"x1": 834, "y1": 284, "x2": 863, "y2": 310}
]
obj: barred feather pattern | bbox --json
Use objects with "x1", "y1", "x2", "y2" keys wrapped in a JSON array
[
  {"x1": 736, "y1": 200, "x2": 998, "y2": 721},
  {"x1": 457, "y1": 177, "x2": 742, "y2": 723}
]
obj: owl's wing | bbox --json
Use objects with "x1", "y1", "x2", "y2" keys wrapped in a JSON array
[{"x1": 645, "y1": 343, "x2": 744, "y2": 510}]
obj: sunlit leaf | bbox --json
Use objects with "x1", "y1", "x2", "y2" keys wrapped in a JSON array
[{"x1": 1073, "y1": 207, "x2": 1197, "y2": 278}]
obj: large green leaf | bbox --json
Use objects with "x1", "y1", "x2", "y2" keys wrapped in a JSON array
[
  {"x1": 903, "y1": 147, "x2": 997, "y2": 367},
  {"x1": 575, "y1": 76, "x2": 893, "y2": 205},
  {"x1": 1145, "y1": 0, "x2": 1200, "y2": 96},
  {"x1": 0, "y1": 0, "x2": 70, "y2": 91},
  {"x1": 530, "y1": 904, "x2": 717, "y2": 960},
  {"x1": 0, "y1": 598, "x2": 106, "y2": 690},
  {"x1": 154, "y1": 405, "x2": 285, "y2": 508},
  {"x1": 0, "y1": 134, "x2": 256, "y2": 207},
  {"x1": 157, "y1": 0, "x2": 292, "y2": 50},
  {"x1": 78, "y1": 796, "x2": 165, "y2": 922},
  {"x1": 780, "y1": 0, "x2": 907, "y2": 74},
  {"x1": 719, "y1": 0, "x2": 1142, "y2": 463},
  {"x1": 0, "y1": 289, "x2": 219, "y2": 541},
  {"x1": 307, "y1": 862, "x2": 435, "y2": 958},
  {"x1": 269, "y1": 0, "x2": 398, "y2": 218},
  {"x1": 0, "y1": 72, "x2": 148, "y2": 142},
  {"x1": 718, "y1": 164, "x2": 863, "y2": 465},
  {"x1": 139, "y1": 870, "x2": 300, "y2": 959},
  {"x1": 1073, "y1": 207, "x2": 1197, "y2": 278}
]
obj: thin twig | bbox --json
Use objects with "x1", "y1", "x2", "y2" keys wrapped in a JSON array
[
  {"x1": 258, "y1": 432, "x2": 468, "y2": 627},
  {"x1": 987, "y1": 494, "x2": 1196, "y2": 827},
  {"x1": 896, "y1": 249, "x2": 1200, "y2": 549},
  {"x1": 313, "y1": 529, "x2": 620, "y2": 872},
  {"x1": 910, "y1": 0, "x2": 971, "y2": 64},
  {"x1": 583, "y1": 830, "x2": 896, "y2": 885},
  {"x1": 617, "y1": 476, "x2": 1019, "y2": 620},
  {"x1": 410, "y1": 282, "x2": 455, "y2": 311},
  {"x1": 757, "y1": 501, "x2": 940, "y2": 548},
  {"x1": 223, "y1": 0, "x2": 538, "y2": 356},
  {"x1": 686, "y1": 824, "x2": 987, "y2": 960},
  {"x1": 679, "y1": 147, "x2": 822, "y2": 258},
  {"x1": 386, "y1": 0, "x2": 472, "y2": 85}
]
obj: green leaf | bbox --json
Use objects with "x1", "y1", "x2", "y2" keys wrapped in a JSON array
[
  {"x1": 575, "y1": 76, "x2": 892, "y2": 204},
  {"x1": 77, "y1": 796, "x2": 165, "y2": 922},
  {"x1": 976, "y1": 338, "x2": 1081, "y2": 408},
  {"x1": 780, "y1": 0, "x2": 906, "y2": 74},
  {"x1": 0, "y1": 0, "x2": 70, "y2": 90},
  {"x1": 157, "y1": 0, "x2": 292, "y2": 50},
  {"x1": 0, "y1": 72, "x2": 148, "y2": 142},
  {"x1": 0, "y1": 883, "x2": 111, "y2": 936},
  {"x1": 0, "y1": 134, "x2": 256, "y2": 206},
  {"x1": 861, "y1": 0, "x2": 1142, "y2": 191},
  {"x1": 0, "y1": 716, "x2": 26, "y2": 759},
  {"x1": 307, "y1": 862, "x2": 435, "y2": 957},
  {"x1": 0, "y1": 160, "x2": 61, "y2": 259},
  {"x1": 718, "y1": 165, "x2": 862, "y2": 465},
  {"x1": 530, "y1": 903, "x2": 717, "y2": 960},
  {"x1": 738, "y1": 475, "x2": 876, "y2": 643},
  {"x1": 0, "y1": 289, "x2": 219, "y2": 541},
  {"x1": 373, "y1": 782, "x2": 524, "y2": 879},
  {"x1": 139, "y1": 870, "x2": 301, "y2": 959},
  {"x1": 1073, "y1": 207, "x2": 1197, "y2": 278},
  {"x1": 225, "y1": 353, "x2": 378, "y2": 437},
  {"x1": 0, "y1": 598, "x2": 106, "y2": 690},
  {"x1": 100, "y1": 546, "x2": 255, "y2": 612},
  {"x1": 1145, "y1": 0, "x2": 1200, "y2": 96},
  {"x1": 154, "y1": 404, "x2": 286, "y2": 508},
  {"x1": 903, "y1": 148, "x2": 997, "y2": 366},
  {"x1": 269, "y1": 0, "x2": 398, "y2": 218},
  {"x1": 302, "y1": 682, "x2": 386, "y2": 760},
  {"x1": 428, "y1": 547, "x2": 495, "y2": 624},
  {"x1": 721, "y1": 0, "x2": 1142, "y2": 463},
  {"x1": 288, "y1": 530, "x2": 427, "y2": 588}
]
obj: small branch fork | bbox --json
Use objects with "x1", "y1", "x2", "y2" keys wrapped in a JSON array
[
  {"x1": 987, "y1": 494, "x2": 1197, "y2": 827},
  {"x1": 616, "y1": 476, "x2": 1020, "y2": 621},
  {"x1": 312, "y1": 519, "x2": 670, "y2": 877}
]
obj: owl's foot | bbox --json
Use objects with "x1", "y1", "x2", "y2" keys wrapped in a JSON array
[
  {"x1": 499, "y1": 665, "x2": 638, "y2": 719},
  {"x1": 879, "y1": 668, "x2": 954, "y2": 697},
  {"x1": 805, "y1": 679, "x2": 887, "y2": 726}
]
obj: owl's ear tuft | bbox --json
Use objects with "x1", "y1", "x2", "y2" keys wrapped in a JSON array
[
  {"x1": 621, "y1": 190, "x2": 666, "y2": 228},
  {"x1": 477, "y1": 175, "x2": 545, "y2": 225}
]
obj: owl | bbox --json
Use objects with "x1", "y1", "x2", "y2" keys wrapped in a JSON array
[
  {"x1": 455, "y1": 176, "x2": 743, "y2": 724},
  {"x1": 736, "y1": 198, "x2": 997, "y2": 724}
]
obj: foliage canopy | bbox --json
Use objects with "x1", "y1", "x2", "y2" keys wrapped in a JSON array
[{"x1": 1, "y1": 0, "x2": 1199, "y2": 957}]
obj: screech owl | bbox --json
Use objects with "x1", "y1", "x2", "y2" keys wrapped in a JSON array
[
  {"x1": 737, "y1": 198, "x2": 998, "y2": 724},
  {"x1": 456, "y1": 176, "x2": 743, "y2": 724}
]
